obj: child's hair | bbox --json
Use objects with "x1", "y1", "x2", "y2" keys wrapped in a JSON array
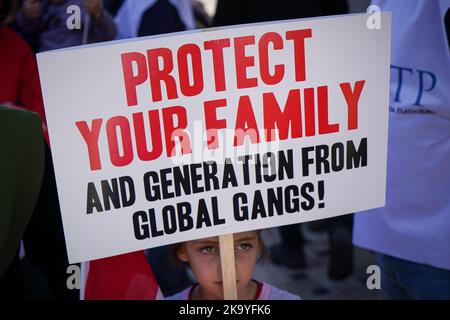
[{"x1": 171, "y1": 229, "x2": 269, "y2": 265}]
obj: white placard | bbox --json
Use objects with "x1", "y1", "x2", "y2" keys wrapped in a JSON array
[{"x1": 37, "y1": 13, "x2": 391, "y2": 263}]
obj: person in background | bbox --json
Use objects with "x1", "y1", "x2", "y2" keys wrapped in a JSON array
[
  {"x1": 353, "y1": 0, "x2": 450, "y2": 299},
  {"x1": 113, "y1": 0, "x2": 195, "y2": 39},
  {"x1": 214, "y1": 0, "x2": 348, "y2": 27},
  {"x1": 0, "y1": 0, "x2": 75, "y2": 299},
  {"x1": 16, "y1": 0, "x2": 116, "y2": 52},
  {"x1": 0, "y1": 0, "x2": 47, "y2": 139},
  {"x1": 0, "y1": 0, "x2": 17, "y2": 24}
]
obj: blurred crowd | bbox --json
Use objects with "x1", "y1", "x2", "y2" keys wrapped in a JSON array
[{"x1": 0, "y1": 0, "x2": 449, "y2": 300}]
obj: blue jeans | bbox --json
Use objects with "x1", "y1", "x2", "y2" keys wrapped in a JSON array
[{"x1": 376, "y1": 253, "x2": 450, "y2": 300}]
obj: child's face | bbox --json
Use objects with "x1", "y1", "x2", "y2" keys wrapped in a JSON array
[{"x1": 177, "y1": 231, "x2": 260, "y2": 300}]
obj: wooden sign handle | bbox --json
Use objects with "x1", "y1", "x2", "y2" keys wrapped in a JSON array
[{"x1": 219, "y1": 233, "x2": 237, "y2": 300}]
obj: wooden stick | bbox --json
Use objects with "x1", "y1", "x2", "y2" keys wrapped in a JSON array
[{"x1": 219, "y1": 233, "x2": 237, "y2": 300}]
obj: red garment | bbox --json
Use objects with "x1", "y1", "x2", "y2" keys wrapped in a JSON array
[
  {"x1": 0, "y1": 27, "x2": 47, "y2": 141},
  {"x1": 84, "y1": 251, "x2": 161, "y2": 300}
]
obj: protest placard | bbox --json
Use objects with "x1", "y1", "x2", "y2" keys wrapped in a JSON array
[{"x1": 37, "y1": 13, "x2": 391, "y2": 264}]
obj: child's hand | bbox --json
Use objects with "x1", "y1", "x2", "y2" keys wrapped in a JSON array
[
  {"x1": 22, "y1": 0, "x2": 42, "y2": 20},
  {"x1": 84, "y1": 0, "x2": 103, "y2": 21}
]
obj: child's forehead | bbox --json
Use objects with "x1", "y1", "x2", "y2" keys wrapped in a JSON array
[{"x1": 191, "y1": 231, "x2": 258, "y2": 244}]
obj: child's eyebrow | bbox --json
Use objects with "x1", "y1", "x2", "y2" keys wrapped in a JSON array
[
  {"x1": 191, "y1": 240, "x2": 219, "y2": 245},
  {"x1": 235, "y1": 236, "x2": 257, "y2": 242},
  {"x1": 192, "y1": 236, "x2": 257, "y2": 245}
]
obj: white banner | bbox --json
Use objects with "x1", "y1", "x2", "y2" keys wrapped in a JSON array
[{"x1": 37, "y1": 13, "x2": 391, "y2": 263}]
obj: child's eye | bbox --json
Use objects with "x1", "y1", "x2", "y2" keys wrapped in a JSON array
[
  {"x1": 236, "y1": 243, "x2": 252, "y2": 251},
  {"x1": 200, "y1": 246, "x2": 217, "y2": 254}
]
